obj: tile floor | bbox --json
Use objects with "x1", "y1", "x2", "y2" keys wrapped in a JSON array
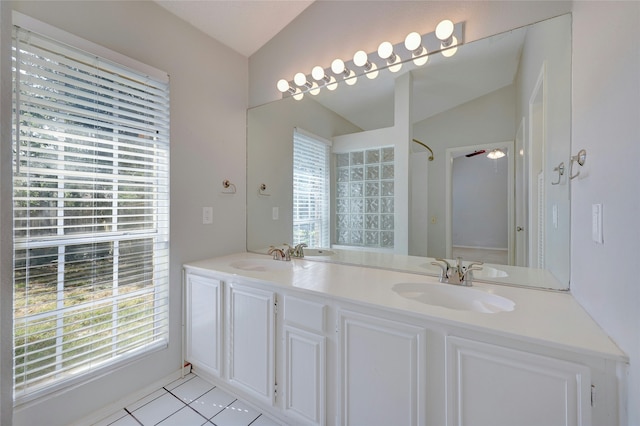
[{"x1": 92, "y1": 373, "x2": 281, "y2": 426}]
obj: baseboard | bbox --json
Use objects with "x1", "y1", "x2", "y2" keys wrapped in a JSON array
[{"x1": 70, "y1": 364, "x2": 192, "y2": 426}]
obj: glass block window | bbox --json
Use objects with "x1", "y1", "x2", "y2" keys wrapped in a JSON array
[{"x1": 335, "y1": 147, "x2": 394, "y2": 248}]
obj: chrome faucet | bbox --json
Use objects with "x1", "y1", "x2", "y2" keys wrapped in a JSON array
[
  {"x1": 291, "y1": 243, "x2": 307, "y2": 258},
  {"x1": 268, "y1": 246, "x2": 290, "y2": 261},
  {"x1": 431, "y1": 257, "x2": 483, "y2": 286}
]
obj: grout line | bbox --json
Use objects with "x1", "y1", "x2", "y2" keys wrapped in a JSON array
[{"x1": 123, "y1": 408, "x2": 143, "y2": 426}]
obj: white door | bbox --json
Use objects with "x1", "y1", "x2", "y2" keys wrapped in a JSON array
[
  {"x1": 283, "y1": 326, "x2": 325, "y2": 425},
  {"x1": 446, "y1": 336, "x2": 591, "y2": 426},
  {"x1": 185, "y1": 273, "x2": 222, "y2": 378},
  {"x1": 338, "y1": 309, "x2": 427, "y2": 426},
  {"x1": 227, "y1": 282, "x2": 276, "y2": 406}
]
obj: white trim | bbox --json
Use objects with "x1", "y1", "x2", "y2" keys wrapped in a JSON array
[{"x1": 12, "y1": 11, "x2": 168, "y2": 83}]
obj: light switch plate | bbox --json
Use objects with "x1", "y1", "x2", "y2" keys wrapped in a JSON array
[
  {"x1": 202, "y1": 206, "x2": 213, "y2": 224},
  {"x1": 592, "y1": 203, "x2": 603, "y2": 244}
]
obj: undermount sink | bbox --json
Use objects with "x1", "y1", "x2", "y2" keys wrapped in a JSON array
[
  {"x1": 229, "y1": 259, "x2": 292, "y2": 272},
  {"x1": 303, "y1": 248, "x2": 335, "y2": 257},
  {"x1": 392, "y1": 282, "x2": 515, "y2": 314}
]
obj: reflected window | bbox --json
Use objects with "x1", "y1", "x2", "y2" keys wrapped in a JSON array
[{"x1": 293, "y1": 129, "x2": 330, "y2": 247}]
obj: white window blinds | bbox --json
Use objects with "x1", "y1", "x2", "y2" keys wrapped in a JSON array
[
  {"x1": 293, "y1": 128, "x2": 330, "y2": 248},
  {"x1": 12, "y1": 25, "x2": 170, "y2": 400}
]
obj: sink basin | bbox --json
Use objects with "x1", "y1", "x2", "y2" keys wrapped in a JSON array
[
  {"x1": 229, "y1": 259, "x2": 292, "y2": 272},
  {"x1": 303, "y1": 248, "x2": 335, "y2": 257},
  {"x1": 392, "y1": 282, "x2": 515, "y2": 313}
]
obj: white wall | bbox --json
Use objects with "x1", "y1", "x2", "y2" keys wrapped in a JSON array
[
  {"x1": 3, "y1": 1, "x2": 248, "y2": 424},
  {"x1": 571, "y1": 2, "x2": 640, "y2": 424}
]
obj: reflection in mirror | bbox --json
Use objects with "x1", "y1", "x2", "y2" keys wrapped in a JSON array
[{"x1": 247, "y1": 14, "x2": 571, "y2": 290}]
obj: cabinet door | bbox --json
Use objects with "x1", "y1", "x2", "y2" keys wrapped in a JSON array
[
  {"x1": 284, "y1": 326, "x2": 325, "y2": 426},
  {"x1": 446, "y1": 336, "x2": 591, "y2": 426},
  {"x1": 338, "y1": 309, "x2": 427, "y2": 426},
  {"x1": 185, "y1": 273, "x2": 222, "y2": 378},
  {"x1": 227, "y1": 283, "x2": 276, "y2": 406}
]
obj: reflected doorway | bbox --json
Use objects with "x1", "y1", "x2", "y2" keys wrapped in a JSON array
[{"x1": 445, "y1": 141, "x2": 514, "y2": 265}]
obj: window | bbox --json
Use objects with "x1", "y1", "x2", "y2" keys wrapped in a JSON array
[
  {"x1": 12, "y1": 24, "x2": 170, "y2": 400},
  {"x1": 293, "y1": 128, "x2": 330, "y2": 248}
]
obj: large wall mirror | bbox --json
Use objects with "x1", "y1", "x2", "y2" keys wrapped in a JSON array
[{"x1": 247, "y1": 14, "x2": 571, "y2": 290}]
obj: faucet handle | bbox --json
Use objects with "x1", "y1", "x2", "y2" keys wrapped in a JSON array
[
  {"x1": 268, "y1": 246, "x2": 286, "y2": 260},
  {"x1": 431, "y1": 259, "x2": 450, "y2": 282}
]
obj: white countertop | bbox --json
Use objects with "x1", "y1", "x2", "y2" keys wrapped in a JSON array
[
  {"x1": 253, "y1": 246, "x2": 566, "y2": 290},
  {"x1": 184, "y1": 252, "x2": 627, "y2": 362}
]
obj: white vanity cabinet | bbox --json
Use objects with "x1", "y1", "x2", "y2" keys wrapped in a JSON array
[
  {"x1": 337, "y1": 307, "x2": 428, "y2": 426},
  {"x1": 226, "y1": 281, "x2": 276, "y2": 407},
  {"x1": 445, "y1": 336, "x2": 592, "y2": 426},
  {"x1": 184, "y1": 255, "x2": 625, "y2": 426},
  {"x1": 184, "y1": 272, "x2": 223, "y2": 378},
  {"x1": 281, "y1": 294, "x2": 327, "y2": 426}
]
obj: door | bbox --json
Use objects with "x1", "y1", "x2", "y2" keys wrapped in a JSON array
[
  {"x1": 446, "y1": 336, "x2": 591, "y2": 426},
  {"x1": 185, "y1": 273, "x2": 222, "y2": 378},
  {"x1": 227, "y1": 282, "x2": 276, "y2": 406},
  {"x1": 338, "y1": 308, "x2": 427, "y2": 426}
]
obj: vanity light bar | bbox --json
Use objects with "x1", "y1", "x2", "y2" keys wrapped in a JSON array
[{"x1": 277, "y1": 19, "x2": 464, "y2": 100}]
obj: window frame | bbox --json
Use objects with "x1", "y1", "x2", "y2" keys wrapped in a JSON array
[{"x1": 11, "y1": 12, "x2": 170, "y2": 403}]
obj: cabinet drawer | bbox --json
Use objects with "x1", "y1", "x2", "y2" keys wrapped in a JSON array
[{"x1": 283, "y1": 295, "x2": 326, "y2": 333}]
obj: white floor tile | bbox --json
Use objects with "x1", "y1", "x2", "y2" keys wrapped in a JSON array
[
  {"x1": 156, "y1": 406, "x2": 209, "y2": 426},
  {"x1": 131, "y1": 392, "x2": 185, "y2": 425},
  {"x1": 165, "y1": 373, "x2": 196, "y2": 391},
  {"x1": 126, "y1": 388, "x2": 168, "y2": 412},
  {"x1": 249, "y1": 414, "x2": 282, "y2": 426},
  {"x1": 190, "y1": 387, "x2": 236, "y2": 419},
  {"x1": 171, "y1": 375, "x2": 216, "y2": 404},
  {"x1": 210, "y1": 399, "x2": 260, "y2": 426}
]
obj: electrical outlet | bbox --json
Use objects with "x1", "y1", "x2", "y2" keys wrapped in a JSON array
[{"x1": 202, "y1": 207, "x2": 213, "y2": 224}]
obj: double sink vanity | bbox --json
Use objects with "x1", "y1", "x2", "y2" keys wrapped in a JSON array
[{"x1": 183, "y1": 252, "x2": 626, "y2": 426}]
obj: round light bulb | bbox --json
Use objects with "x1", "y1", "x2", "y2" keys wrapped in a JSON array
[
  {"x1": 326, "y1": 76, "x2": 338, "y2": 91},
  {"x1": 309, "y1": 82, "x2": 320, "y2": 96},
  {"x1": 378, "y1": 41, "x2": 402, "y2": 73},
  {"x1": 353, "y1": 50, "x2": 369, "y2": 67},
  {"x1": 292, "y1": 88, "x2": 304, "y2": 101},
  {"x1": 294, "y1": 72, "x2": 307, "y2": 87},
  {"x1": 331, "y1": 58, "x2": 345, "y2": 75},
  {"x1": 276, "y1": 79, "x2": 290, "y2": 93},
  {"x1": 311, "y1": 66, "x2": 325, "y2": 81},
  {"x1": 435, "y1": 19, "x2": 455, "y2": 41},
  {"x1": 366, "y1": 63, "x2": 379, "y2": 79},
  {"x1": 344, "y1": 70, "x2": 357, "y2": 85},
  {"x1": 404, "y1": 32, "x2": 422, "y2": 52},
  {"x1": 413, "y1": 53, "x2": 429, "y2": 66},
  {"x1": 378, "y1": 41, "x2": 394, "y2": 60},
  {"x1": 441, "y1": 36, "x2": 458, "y2": 57}
]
